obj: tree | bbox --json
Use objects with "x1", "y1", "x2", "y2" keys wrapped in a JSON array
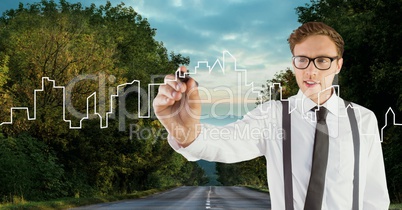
[
  {"x1": 296, "y1": 0, "x2": 402, "y2": 202},
  {"x1": 257, "y1": 68, "x2": 298, "y2": 104},
  {"x1": 382, "y1": 126, "x2": 402, "y2": 203},
  {"x1": 0, "y1": 1, "x2": 203, "y2": 200},
  {"x1": 0, "y1": 133, "x2": 65, "y2": 201},
  {"x1": 296, "y1": 0, "x2": 402, "y2": 115},
  {"x1": 216, "y1": 157, "x2": 267, "y2": 187},
  {"x1": 0, "y1": 1, "x2": 119, "y2": 138}
]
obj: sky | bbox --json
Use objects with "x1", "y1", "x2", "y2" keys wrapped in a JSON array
[{"x1": 1, "y1": 0, "x2": 310, "y2": 116}]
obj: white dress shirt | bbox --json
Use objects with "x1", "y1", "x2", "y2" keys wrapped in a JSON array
[{"x1": 168, "y1": 90, "x2": 390, "y2": 210}]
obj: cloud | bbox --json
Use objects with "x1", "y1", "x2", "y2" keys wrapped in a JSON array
[
  {"x1": 127, "y1": 0, "x2": 311, "y2": 104},
  {"x1": 0, "y1": 0, "x2": 309, "y2": 102},
  {"x1": 130, "y1": 0, "x2": 307, "y2": 65}
]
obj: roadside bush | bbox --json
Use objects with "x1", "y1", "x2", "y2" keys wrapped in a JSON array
[{"x1": 0, "y1": 133, "x2": 66, "y2": 202}]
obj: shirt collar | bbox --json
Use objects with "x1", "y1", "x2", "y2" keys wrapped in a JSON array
[{"x1": 294, "y1": 87, "x2": 340, "y2": 117}]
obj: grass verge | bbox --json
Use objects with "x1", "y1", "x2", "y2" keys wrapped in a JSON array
[
  {"x1": 389, "y1": 203, "x2": 402, "y2": 210},
  {"x1": 0, "y1": 186, "x2": 175, "y2": 210},
  {"x1": 243, "y1": 185, "x2": 269, "y2": 193}
]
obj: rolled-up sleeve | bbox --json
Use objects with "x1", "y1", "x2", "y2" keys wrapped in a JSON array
[{"x1": 167, "y1": 101, "x2": 279, "y2": 163}]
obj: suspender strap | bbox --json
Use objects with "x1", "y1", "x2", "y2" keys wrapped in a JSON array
[
  {"x1": 281, "y1": 100, "x2": 360, "y2": 210},
  {"x1": 344, "y1": 100, "x2": 360, "y2": 210},
  {"x1": 282, "y1": 101, "x2": 294, "y2": 210}
]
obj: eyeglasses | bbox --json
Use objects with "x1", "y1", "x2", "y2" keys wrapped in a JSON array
[{"x1": 292, "y1": 56, "x2": 338, "y2": 70}]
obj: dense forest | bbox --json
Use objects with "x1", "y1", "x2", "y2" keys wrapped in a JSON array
[
  {"x1": 297, "y1": 0, "x2": 402, "y2": 203},
  {"x1": 0, "y1": 0, "x2": 400, "y2": 205},
  {"x1": 216, "y1": 0, "x2": 402, "y2": 203},
  {"x1": 0, "y1": 0, "x2": 207, "y2": 202}
]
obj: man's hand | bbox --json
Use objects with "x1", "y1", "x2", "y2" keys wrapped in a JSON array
[{"x1": 153, "y1": 66, "x2": 201, "y2": 147}]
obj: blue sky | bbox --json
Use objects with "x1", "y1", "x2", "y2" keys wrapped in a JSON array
[
  {"x1": 1, "y1": 0, "x2": 310, "y2": 115},
  {"x1": 130, "y1": 0, "x2": 309, "y2": 90}
]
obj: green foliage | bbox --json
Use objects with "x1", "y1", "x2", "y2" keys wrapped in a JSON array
[
  {"x1": 0, "y1": 55, "x2": 9, "y2": 87},
  {"x1": 383, "y1": 126, "x2": 402, "y2": 203},
  {"x1": 296, "y1": 0, "x2": 402, "y2": 114},
  {"x1": 216, "y1": 157, "x2": 267, "y2": 188},
  {"x1": 0, "y1": 0, "x2": 201, "y2": 203},
  {"x1": 257, "y1": 68, "x2": 298, "y2": 104},
  {"x1": 197, "y1": 160, "x2": 221, "y2": 185},
  {"x1": 0, "y1": 187, "x2": 174, "y2": 210},
  {"x1": 0, "y1": 133, "x2": 66, "y2": 202},
  {"x1": 296, "y1": 0, "x2": 402, "y2": 202}
]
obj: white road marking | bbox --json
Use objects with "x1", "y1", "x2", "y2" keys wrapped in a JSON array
[{"x1": 206, "y1": 186, "x2": 212, "y2": 209}]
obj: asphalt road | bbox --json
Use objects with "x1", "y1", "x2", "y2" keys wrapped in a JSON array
[{"x1": 71, "y1": 186, "x2": 271, "y2": 210}]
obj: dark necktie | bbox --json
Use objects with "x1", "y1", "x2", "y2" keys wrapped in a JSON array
[{"x1": 304, "y1": 107, "x2": 329, "y2": 210}]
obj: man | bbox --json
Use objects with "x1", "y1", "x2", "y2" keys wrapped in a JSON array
[{"x1": 153, "y1": 22, "x2": 390, "y2": 210}]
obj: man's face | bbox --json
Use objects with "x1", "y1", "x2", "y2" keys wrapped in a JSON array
[{"x1": 293, "y1": 35, "x2": 343, "y2": 104}]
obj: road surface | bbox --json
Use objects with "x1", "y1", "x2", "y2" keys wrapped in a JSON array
[{"x1": 71, "y1": 186, "x2": 271, "y2": 210}]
